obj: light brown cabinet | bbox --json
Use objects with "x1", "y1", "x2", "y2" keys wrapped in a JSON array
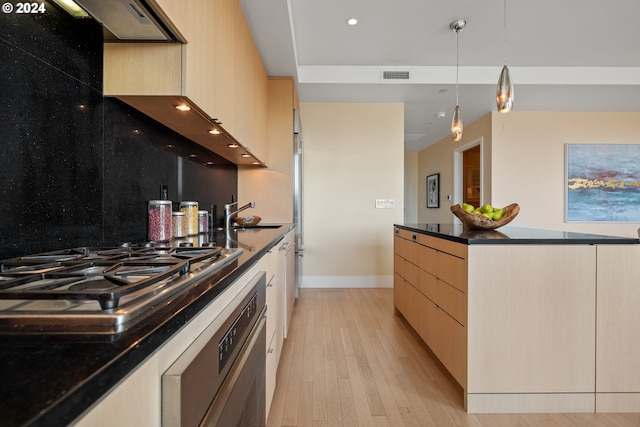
[
  {"x1": 104, "y1": 0, "x2": 269, "y2": 166},
  {"x1": 466, "y1": 244, "x2": 596, "y2": 412},
  {"x1": 238, "y1": 77, "x2": 298, "y2": 222},
  {"x1": 393, "y1": 228, "x2": 467, "y2": 387},
  {"x1": 258, "y1": 245, "x2": 283, "y2": 420},
  {"x1": 394, "y1": 227, "x2": 640, "y2": 414},
  {"x1": 595, "y1": 245, "x2": 640, "y2": 412}
]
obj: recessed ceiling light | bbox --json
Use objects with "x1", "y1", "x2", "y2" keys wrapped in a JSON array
[
  {"x1": 208, "y1": 129, "x2": 221, "y2": 135},
  {"x1": 241, "y1": 154, "x2": 251, "y2": 158},
  {"x1": 347, "y1": 18, "x2": 358, "y2": 26},
  {"x1": 435, "y1": 112, "x2": 447, "y2": 119},
  {"x1": 228, "y1": 143, "x2": 239, "y2": 148},
  {"x1": 175, "y1": 104, "x2": 191, "y2": 112},
  {"x1": 189, "y1": 154, "x2": 197, "y2": 158}
]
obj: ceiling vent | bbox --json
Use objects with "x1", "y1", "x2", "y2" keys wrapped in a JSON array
[{"x1": 382, "y1": 70, "x2": 410, "y2": 80}]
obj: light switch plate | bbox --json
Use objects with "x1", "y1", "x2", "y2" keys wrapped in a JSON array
[{"x1": 375, "y1": 199, "x2": 395, "y2": 209}]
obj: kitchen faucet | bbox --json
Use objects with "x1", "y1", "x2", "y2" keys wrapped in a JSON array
[{"x1": 223, "y1": 201, "x2": 255, "y2": 230}]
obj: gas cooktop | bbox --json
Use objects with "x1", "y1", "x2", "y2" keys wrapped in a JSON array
[{"x1": 0, "y1": 244, "x2": 243, "y2": 334}]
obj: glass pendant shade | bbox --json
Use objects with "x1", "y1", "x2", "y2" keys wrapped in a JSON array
[
  {"x1": 451, "y1": 105, "x2": 463, "y2": 142},
  {"x1": 496, "y1": 65, "x2": 514, "y2": 112}
]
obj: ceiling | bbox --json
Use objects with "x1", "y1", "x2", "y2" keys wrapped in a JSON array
[{"x1": 239, "y1": 0, "x2": 640, "y2": 152}]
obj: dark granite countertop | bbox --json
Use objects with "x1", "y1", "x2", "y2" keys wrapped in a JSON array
[
  {"x1": 0, "y1": 224, "x2": 293, "y2": 427},
  {"x1": 395, "y1": 224, "x2": 639, "y2": 245}
]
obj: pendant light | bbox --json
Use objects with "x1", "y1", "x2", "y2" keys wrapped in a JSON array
[
  {"x1": 496, "y1": 0, "x2": 514, "y2": 112},
  {"x1": 450, "y1": 19, "x2": 466, "y2": 142}
]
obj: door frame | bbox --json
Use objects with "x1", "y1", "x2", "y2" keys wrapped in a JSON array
[{"x1": 453, "y1": 137, "x2": 483, "y2": 223}]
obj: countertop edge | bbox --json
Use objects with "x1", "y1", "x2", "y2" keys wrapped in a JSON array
[{"x1": 394, "y1": 223, "x2": 640, "y2": 245}]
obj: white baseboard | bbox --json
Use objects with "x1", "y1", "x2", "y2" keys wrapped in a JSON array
[{"x1": 301, "y1": 275, "x2": 393, "y2": 288}]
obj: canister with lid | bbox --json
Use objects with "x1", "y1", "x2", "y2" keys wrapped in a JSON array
[
  {"x1": 148, "y1": 200, "x2": 172, "y2": 241},
  {"x1": 172, "y1": 211, "x2": 187, "y2": 238},
  {"x1": 198, "y1": 210, "x2": 209, "y2": 234},
  {"x1": 179, "y1": 201, "x2": 199, "y2": 236}
]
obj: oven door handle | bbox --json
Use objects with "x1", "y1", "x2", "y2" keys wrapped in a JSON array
[{"x1": 199, "y1": 307, "x2": 267, "y2": 426}]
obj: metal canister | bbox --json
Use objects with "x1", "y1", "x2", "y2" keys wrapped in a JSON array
[
  {"x1": 179, "y1": 201, "x2": 199, "y2": 236},
  {"x1": 198, "y1": 210, "x2": 209, "y2": 234},
  {"x1": 148, "y1": 200, "x2": 172, "y2": 241},
  {"x1": 172, "y1": 211, "x2": 187, "y2": 238}
]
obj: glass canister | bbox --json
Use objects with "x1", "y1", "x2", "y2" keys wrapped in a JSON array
[
  {"x1": 148, "y1": 200, "x2": 172, "y2": 241},
  {"x1": 172, "y1": 211, "x2": 187, "y2": 238},
  {"x1": 179, "y1": 201, "x2": 199, "y2": 236},
  {"x1": 198, "y1": 210, "x2": 209, "y2": 234}
]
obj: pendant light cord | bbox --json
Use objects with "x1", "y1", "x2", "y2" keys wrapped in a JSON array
[
  {"x1": 456, "y1": 30, "x2": 459, "y2": 105},
  {"x1": 503, "y1": 0, "x2": 507, "y2": 65}
]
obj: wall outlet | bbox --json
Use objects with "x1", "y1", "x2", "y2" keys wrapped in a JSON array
[
  {"x1": 375, "y1": 199, "x2": 395, "y2": 209},
  {"x1": 446, "y1": 194, "x2": 452, "y2": 201}
]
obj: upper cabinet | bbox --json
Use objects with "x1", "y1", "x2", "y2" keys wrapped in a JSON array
[
  {"x1": 104, "y1": 0, "x2": 269, "y2": 166},
  {"x1": 238, "y1": 77, "x2": 298, "y2": 222}
]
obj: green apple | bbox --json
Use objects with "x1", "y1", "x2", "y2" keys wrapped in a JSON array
[
  {"x1": 492, "y1": 208, "x2": 505, "y2": 220},
  {"x1": 480, "y1": 204, "x2": 494, "y2": 213},
  {"x1": 462, "y1": 203, "x2": 475, "y2": 213}
]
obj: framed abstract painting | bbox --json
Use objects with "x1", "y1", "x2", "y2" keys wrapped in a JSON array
[{"x1": 565, "y1": 143, "x2": 640, "y2": 222}]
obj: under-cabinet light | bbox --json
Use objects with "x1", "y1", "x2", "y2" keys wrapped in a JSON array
[
  {"x1": 52, "y1": 0, "x2": 89, "y2": 18},
  {"x1": 174, "y1": 104, "x2": 191, "y2": 112},
  {"x1": 208, "y1": 129, "x2": 221, "y2": 135},
  {"x1": 227, "y1": 143, "x2": 239, "y2": 148}
]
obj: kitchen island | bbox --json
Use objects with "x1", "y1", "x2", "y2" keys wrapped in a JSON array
[
  {"x1": 394, "y1": 224, "x2": 640, "y2": 413},
  {"x1": 0, "y1": 224, "x2": 293, "y2": 427}
]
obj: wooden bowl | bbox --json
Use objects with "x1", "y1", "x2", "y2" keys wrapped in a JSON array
[
  {"x1": 232, "y1": 215, "x2": 262, "y2": 227},
  {"x1": 450, "y1": 203, "x2": 520, "y2": 230}
]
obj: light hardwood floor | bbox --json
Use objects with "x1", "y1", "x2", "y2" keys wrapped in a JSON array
[{"x1": 267, "y1": 288, "x2": 640, "y2": 427}]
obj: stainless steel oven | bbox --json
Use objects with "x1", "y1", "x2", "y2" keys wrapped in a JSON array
[{"x1": 162, "y1": 271, "x2": 266, "y2": 427}]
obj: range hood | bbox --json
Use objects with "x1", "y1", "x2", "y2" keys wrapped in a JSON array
[{"x1": 73, "y1": 0, "x2": 184, "y2": 42}]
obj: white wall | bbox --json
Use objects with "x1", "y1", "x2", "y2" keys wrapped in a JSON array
[
  {"x1": 418, "y1": 114, "x2": 492, "y2": 223},
  {"x1": 299, "y1": 103, "x2": 404, "y2": 288},
  {"x1": 491, "y1": 112, "x2": 640, "y2": 238},
  {"x1": 418, "y1": 111, "x2": 640, "y2": 238},
  {"x1": 404, "y1": 152, "x2": 419, "y2": 223}
]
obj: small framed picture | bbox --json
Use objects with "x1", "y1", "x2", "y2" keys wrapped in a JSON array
[{"x1": 427, "y1": 173, "x2": 440, "y2": 208}]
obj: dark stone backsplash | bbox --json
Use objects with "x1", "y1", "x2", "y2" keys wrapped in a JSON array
[{"x1": 0, "y1": 2, "x2": 237, "y2": 259}]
